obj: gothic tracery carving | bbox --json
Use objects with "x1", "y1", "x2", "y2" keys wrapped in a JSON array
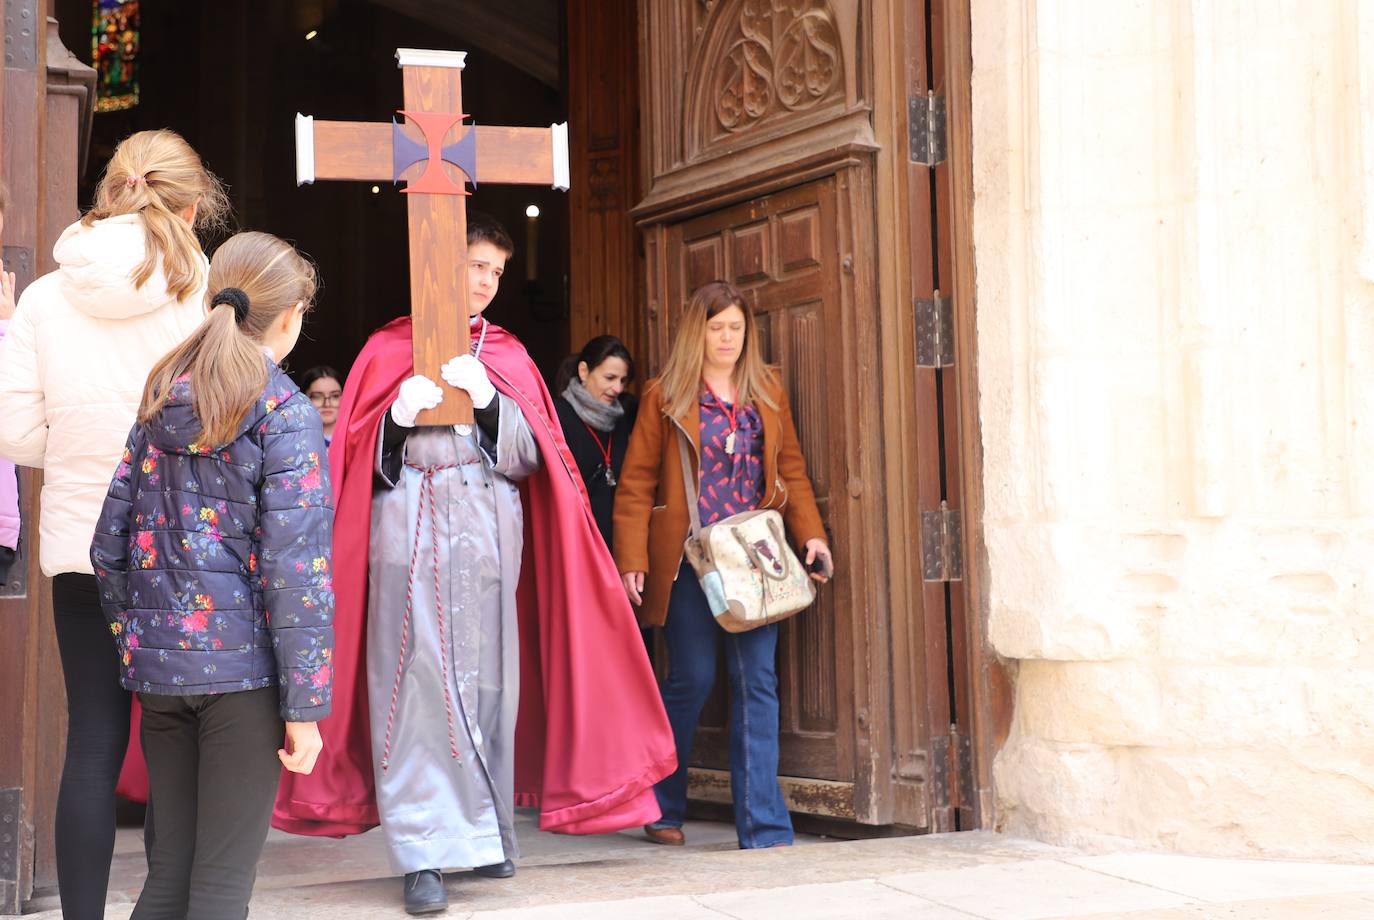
[{"x1": 710, "y1": 0, "x2": 842, "y2": 135}]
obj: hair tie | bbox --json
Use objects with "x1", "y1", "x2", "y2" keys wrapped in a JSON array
[
  {"x1": 125, "y1": 175, "x2": 145, "y2": 188},
  {"x1": 211, "y1": 287, "x2": 251, "y2": 325}
]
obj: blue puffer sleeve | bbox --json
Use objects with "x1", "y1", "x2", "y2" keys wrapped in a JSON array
[
  {"x1": 91, "y1": 425, "x2": 143, "y2": 630},
  {"x1": 257, "y1": 391, "x2": 335, "y2": 722}
]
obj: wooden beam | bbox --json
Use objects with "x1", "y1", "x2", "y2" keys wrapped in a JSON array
[
  {"x1": 310, "y1": 121, "x2": 558, "y2": 185},
  {"x1": 398, "y1": 61, "x2": 474, "y2": 426}
]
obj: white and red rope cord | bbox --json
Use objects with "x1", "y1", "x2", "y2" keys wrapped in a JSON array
[{"x1": 379, "y1": 461, "x2": 462, "y2": 769}]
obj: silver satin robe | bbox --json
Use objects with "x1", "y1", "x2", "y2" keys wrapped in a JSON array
[{"x1": 366, "y1": 395, "x2": 540, "y2": 874}]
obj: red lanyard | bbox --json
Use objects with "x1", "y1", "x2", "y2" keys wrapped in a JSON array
[
  {"x1": 582, "y1": 421, "x2": 612, "y2": 468},
  {"x1": 702, "y1": 379, "x2": 740, "y2": 455},
  {"x1": 702, "y1": 379, "x2": 738, "y2": 432}
]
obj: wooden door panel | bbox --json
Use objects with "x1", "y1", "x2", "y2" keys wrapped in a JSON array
[
  {"x1": 772, "y1": 309, "x2": 827, "y2": 488},
  {"x1": 771, "y1": 292, "x2": 840, "y2": 772},
  {"x1": 777, "y1": 208, "x2": 823, "y2": 276},
  {"x1": 731, "y1": 221, "x2": 770, "y2": 285},
  {"x1": 660, "y1": 179, "x2": 853, "y2": 784},
  {"x1": 683, "y1": 236, "x2": 725, "y2": 292}
]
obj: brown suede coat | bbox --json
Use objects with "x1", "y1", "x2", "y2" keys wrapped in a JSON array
[{"x1": 612, "y1": 374, "x2": 827, "y2": 627}]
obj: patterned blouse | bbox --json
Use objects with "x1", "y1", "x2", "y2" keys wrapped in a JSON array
[{"x1": 697, "y1": 387, "x2": 765, "y2": 525}]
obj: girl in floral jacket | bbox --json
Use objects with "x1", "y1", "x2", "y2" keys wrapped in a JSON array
[{"x1": 91, "y1": 231, "x2": 333, "y2": 920}]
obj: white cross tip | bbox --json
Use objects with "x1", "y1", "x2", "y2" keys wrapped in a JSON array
[
  {"x1": 295, "y1": 113, "x2": 315, "y2": 186},
  {"x1": 395, "y1": 48, "x2": 468, "y2": 69},
  {"x1": 552, "y1": 122, "x2": 570, "y2": 192}
]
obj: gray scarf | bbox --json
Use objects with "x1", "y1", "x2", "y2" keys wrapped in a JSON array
[{"x1": 562, "y1": 379, "x2": 624, "y2": 433}]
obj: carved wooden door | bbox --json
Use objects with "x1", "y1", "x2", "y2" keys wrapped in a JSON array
[
  {"x1": 660, "y1": 181, "x2": 855, "y2": 798},
  {"x1": 634, "y1": 0, "x2": 961, "y2": 830}
]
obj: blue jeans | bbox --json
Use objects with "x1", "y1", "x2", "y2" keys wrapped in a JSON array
[{"x1": 653, "y1": 563, "x2": 793, "y2": 848}]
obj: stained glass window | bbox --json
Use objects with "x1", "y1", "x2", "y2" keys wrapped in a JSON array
[{"x1": 93, "y1": 0, "x2": 139, "y2": 113}]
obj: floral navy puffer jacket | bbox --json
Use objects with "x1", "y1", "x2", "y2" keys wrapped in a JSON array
[{"x1": 91, "y1": 360, "x2": 334, "y2": 721}]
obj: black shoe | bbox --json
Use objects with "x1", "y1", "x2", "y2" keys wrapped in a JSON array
[
  {"x1": 472, "y1": 858, "x2": 515, "y2": 879},
  {"x1": 403, "y1": 869, "x2": 448, "y2": 915}
]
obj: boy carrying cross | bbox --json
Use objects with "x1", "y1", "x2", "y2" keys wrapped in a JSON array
[{"x1": 273, "y1": 214, "x2": 675, "y2": 915}]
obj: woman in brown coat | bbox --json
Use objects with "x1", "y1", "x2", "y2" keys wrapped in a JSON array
[{"x1": 613, "y1": 280, "x2": 832, "y2": 849}]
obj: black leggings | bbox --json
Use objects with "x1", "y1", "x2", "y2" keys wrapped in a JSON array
[
  {"x1": 52, "y1": 572, "x2": 132, "y2": 920},
  {"x1": 133, "y1": 687, "x2": 283, "y2": 920}
]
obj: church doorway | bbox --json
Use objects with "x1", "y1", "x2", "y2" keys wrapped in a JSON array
[
  {"x1": 55, "y1": 0, "x2": 575, "y2": 384},
  {"x1": 51, "y1": 0, "x2": 989, "y2": 830},
  {"x1": 6, "y1": 1, "x2": 992, "y2": 907}
]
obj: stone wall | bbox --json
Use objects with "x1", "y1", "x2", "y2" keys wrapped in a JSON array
[{"x1": 971, "y1": 0, "x2": 1374, "y2": 857}]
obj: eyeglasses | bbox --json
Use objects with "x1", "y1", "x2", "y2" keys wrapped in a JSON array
[{"x1": 309, "y1": 392, "x2": 343, "y2": 407}]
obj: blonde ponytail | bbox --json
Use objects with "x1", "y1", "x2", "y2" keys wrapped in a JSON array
[
  {"x1": 85, "y1": 129, "x2": 230, "y2": 302},
  {"x1": 139, "y1": 232, "x2": 318, "y2": 447}
]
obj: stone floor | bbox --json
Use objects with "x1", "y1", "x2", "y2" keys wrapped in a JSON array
[{"x1": 22, "y1": 814, "x2": 1374, "y2": 918}]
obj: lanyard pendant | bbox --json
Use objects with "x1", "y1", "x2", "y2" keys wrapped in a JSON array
[
  {"x1": 604, "y1": 466, "x2": 617, "y2": 487},
  {"x1": 724, "y1": 429, "x2": 737, "y2": 456}
]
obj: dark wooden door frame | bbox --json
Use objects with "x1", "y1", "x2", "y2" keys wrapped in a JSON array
[
  {"x1": 877, "y1": 0, "x2": 1010, "y2": 832},
  {"x1": 2, "y1": 7, "x2": 98, "y2": 912},
  {"x1": 631, "y1": 0, "x2": 1007, "y2": 832},
  {"x1": 927, "y1": 0, "x2": 1013, "y2": 829},
  {"x1": 629, "y1": 0, "x2": 1008, "y2": 831}
]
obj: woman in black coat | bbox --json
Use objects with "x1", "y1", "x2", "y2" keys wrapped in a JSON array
[{"x1": 554, "y1": 335, "x2": 638, "y2": 551}]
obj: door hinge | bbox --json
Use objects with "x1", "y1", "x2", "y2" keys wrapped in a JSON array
[
  {"x1": 921, "y1": 501, "x2": 964, "y2": 582},
  {"x1": 915, "y1": 291, "x2": 954, "y2": 368},
  {"x1": 0, "y1": 787, "x2": 22, "y2": 914},
  {"x1": 928, "y1": 729, "x2": 975, "y2": 816},
  {"x1": 909, "y1": 91, "x2": 947, "y2": 166},
  {"x1": 929, "y1": 735, "x2": 950, "y2": 808}
]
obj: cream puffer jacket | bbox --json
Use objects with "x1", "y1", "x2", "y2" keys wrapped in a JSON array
[{"x1": 0, "y1": 214, "x2": 208, "y2": 576}]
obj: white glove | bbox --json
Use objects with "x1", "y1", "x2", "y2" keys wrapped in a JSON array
[
  {"x1": 440, "y1": 354, "x2": 496, "y2": 409},
  {"x1": 390, "y1": 375, "x2": 444, "y2": 428}
]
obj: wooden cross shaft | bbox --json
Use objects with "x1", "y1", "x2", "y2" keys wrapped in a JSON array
[{"x1": 295, "y1": 48, "x2": 569, "y2": 425}]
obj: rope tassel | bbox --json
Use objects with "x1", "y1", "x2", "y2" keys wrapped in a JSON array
[{"x1": 380, "y1": 462, "x2": 463, "y2": 770}]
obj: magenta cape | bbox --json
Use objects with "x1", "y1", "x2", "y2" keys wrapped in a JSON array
[{"x1": 272, "y1": 317, "x2": 675, "y2": 837}]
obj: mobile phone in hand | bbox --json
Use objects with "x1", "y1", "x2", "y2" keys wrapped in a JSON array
[{"x1": 807, "y1": 555, "x2": 833, "y2": 579}]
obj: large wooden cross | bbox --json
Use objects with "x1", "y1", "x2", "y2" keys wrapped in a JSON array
[{"x1": 294, "y1": 48, "x2": 569, "y2": 425}]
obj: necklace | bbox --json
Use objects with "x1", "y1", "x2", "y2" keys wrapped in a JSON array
[
  {"x1": 702, "y1": 378, "x2": 739, "y2": 455},
  {"x1": 454, "y1": 319, "x2": 491, "y2": 438},
  {"x1": 472, "y1": 318, "x2": 489, "y2": 357},
  {"x1": 582, "y1": 421, "x2": 616, "y2": 486}
]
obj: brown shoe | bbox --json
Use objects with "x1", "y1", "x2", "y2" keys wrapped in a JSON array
[{"x1": 643, "y1": 824, "x2": 685, "y2": 846}]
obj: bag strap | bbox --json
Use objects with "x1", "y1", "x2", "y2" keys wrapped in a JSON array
[{"x1": 677, "y1": 429, "x2": 704, "y2": 538}]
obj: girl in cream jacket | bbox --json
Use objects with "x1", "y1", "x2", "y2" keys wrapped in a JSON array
[
  {"x1": 0, "y1": 128, "x2": 229, "y2": 920},
  {"x1": 0, "y1": 213, "x2": 211, "y2": 574}
]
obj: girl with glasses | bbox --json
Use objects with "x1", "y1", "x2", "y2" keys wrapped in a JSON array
[{"x1": 299, "y1": 364, "x2": 343, "y2": 444}]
